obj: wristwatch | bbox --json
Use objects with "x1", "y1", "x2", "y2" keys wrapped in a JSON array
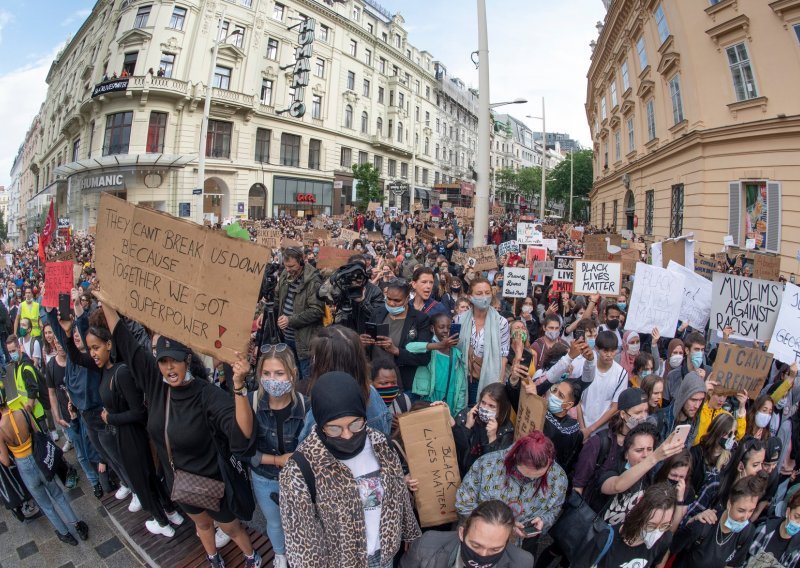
[{"x1": 233, "y1": 384, "x2": 248, "y2": 396}]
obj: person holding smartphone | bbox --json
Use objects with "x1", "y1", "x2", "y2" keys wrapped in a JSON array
[{"x1": 453, "y1": 383, "x2": 515, "y2": 474}]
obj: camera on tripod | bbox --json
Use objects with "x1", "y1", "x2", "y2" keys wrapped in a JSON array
[{"x1": 319, "y1": 261, "x2": 368, "y2": 313}]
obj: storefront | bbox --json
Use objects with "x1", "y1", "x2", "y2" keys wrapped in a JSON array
[{"x1": 271, "y1": 176, "x2": 334, "y2": 218}]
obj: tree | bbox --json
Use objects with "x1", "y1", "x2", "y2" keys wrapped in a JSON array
[
  {"x1": 494, "y1": 168, "x2": 518, "y2": 203},
  {"x1": 352, "y1": 163, "x2": 382, "y2": 210},
  {"x1": 545, "y1": 149, "x2": 594, "y2": 221},
  {"x1": 0, "y1": 209, "x2": 7, "y2": 241}
]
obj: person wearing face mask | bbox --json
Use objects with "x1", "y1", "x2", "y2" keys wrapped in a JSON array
[
  {"x1": 454, "y1": 383, "x2": 515, "y2": 475},
  {"x1": 516, "y1": 296, "x2": 540, "y2": 340},
  {"x1": 279, "y1": 371, "x2": 421, "y2": 567},
  {"x1": 15, "y1": 286, "x2": 41, "y2": 339},
  {"x1": 577, "y1": 331, "x2": 629, "y2": 440},
  {"x1": 748, "y1": 486, "x2": 800, "y2": 566},
  {"x1": 665, "y1": 331, "x2": 712, "y2": 406},
  {"x1": 3, "y1": 335, "x2": 47, "y2": 433},
  {"x1": 591, "y1": 483, "x2": 677, "y2": 568},
  {"x1": 439, "y1": 275, "x2": 464, "y2": 316},
  {"x1": 401, "y1": 499, "x2": 533, "y2": 568},
  {"x1": 542, "y1": 380, "x2": 584, "y2": 476},
  {"x1": 531, "y1": 315, "x2": 568, "y2": 369},
  {"x1": 661, "y1": 338, "x2": 685, "y2": 402},
  {"x1": 671, "y1": 475, "x2": 764, "y2": 568},
  {"x1": 598, "y1": 304, "x2": 624, "y2": 351},
  {"x1": 444, "y1": 232, "x2": 459, "y2": 262},
  {"x1": 745, "y1": 394, "x2": 775, "y2": 442},
  {"x1": 616, "y1": 329, "x2": 662, "y2": 381},
  {"x1": 654, "y1": 371, "x2": 708, "y2": 449},
  {"x1": 686, "y1": 414, "x2": 737, "y2": 522},
  {"x1": 400, "y1": 247, "x2": 419, "y2": 279},
  {"x1": 653, "y1": 451, "x2": 696, "y2": 530},
  {"x1": 247, "y1": 347, "x2": 308, "y2": 568},
  {"x1": 370, "y1": 359, "x2": 412, "y2": 418}
]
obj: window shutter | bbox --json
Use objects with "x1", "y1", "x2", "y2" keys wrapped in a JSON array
[
  {"x1": 728, "y1": 181, "x2": 741, "y2": 247},
  {"x1": 766, "y1": 181, "x2": 781, "y2": 253}
]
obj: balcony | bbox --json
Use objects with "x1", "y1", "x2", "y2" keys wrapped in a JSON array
[{"x1": 129, "y1": 75, "x2": 190, "y2": 95}]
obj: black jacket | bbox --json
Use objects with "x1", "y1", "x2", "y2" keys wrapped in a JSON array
[
  {"x1": 401, "y1": 530, "x2": 533, "y2": 568},
  {"x1": 336, "y1": 281, "x2": 385, "y2": 334},
  {"x1": 366, "y1": 305, "x2": 432, "y2": 392}
]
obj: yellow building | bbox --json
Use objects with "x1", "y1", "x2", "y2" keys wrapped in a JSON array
[{"x1": 586, "y1": 0, "x2": 800, "y2": 276}]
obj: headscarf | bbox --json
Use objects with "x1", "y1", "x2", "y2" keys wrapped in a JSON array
[
  {"x1": 662, "y1": 338, "x2": 685, "y2": 380},
  {"x1": 311, "y1": 372, "x2": 368, "y2": 460},
  {"x1": 619, "y1": 331, "x2": 639, "y2": 376}
]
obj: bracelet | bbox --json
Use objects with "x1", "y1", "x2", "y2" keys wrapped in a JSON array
[{"x1": 233, "y1": 384, "x2": 247, "y2": 396}]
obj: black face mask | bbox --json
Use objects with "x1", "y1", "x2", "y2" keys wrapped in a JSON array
[
  {"x1": 606, "y1": 319, "x2": 620, "y2": 330},
  {"x1": 460, "y1": 540, "x2": 505, "y2": 568},
  {"x1": 318, "y1": 426, "x2": 368, "y2": 460}
]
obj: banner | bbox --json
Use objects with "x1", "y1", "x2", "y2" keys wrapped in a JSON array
[
  {"x1": 498, "y1": 240, "x2": 520, "y2": 255},
  {"x1": 502, "y1": 267, "x2": 529, "y2": 298},
  {"x1": 709, "y1": 343, "x2": 773, "y2": 399},
  {"x1": 711, "y1": 273, "x2": 782, "y2": 342},
  {"x1": 768, "y1": 282, "x2": 800, "y2": 365},
  {"x1": 517, "y1": 222, "x2": 543, "y2": 245},
  {"x1": 95, "y1": 193, "x2": 270, "y2": 363},
  {"x1": 626, "y1": 262, "x2": 684, "y2": 338},
  {"x1": 573, "y1": 261, "x2": 622, "y2": 296},
  {"x1": 466, "y1": 246, "x2": 498, "y2": 271},
  {"x1": 514, "y1": 385, "x2": 546, "y2": 441},
  {"x1": 666, "y1": 260, "x2": 712, "y2": 331},
  {"x1": 398, "y1": 406, "x2": 461, "y2": 527},
  {"x1": 43, "y1": 261, "x2": 76, "y2": 309}
]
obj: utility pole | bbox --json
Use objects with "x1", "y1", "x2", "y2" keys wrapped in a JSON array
[
  {"x1": 473, "y1": 0, "x2": 491, "y2": 245},
  {"x1": 539, "y1": 97, "x2": 546, "y2": 219},
  {"x1": 569, "y1": 150, "x2": 574, "y2": 221}
]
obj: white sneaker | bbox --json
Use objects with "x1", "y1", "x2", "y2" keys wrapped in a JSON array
[
  {"x1": 166, "y1": 510, "x2": 185, "y2": 526},
  {"x1": 273, "y1": 554, "x2": 288, "y2": 568},
  {"x1": 115, "y1": 485, "x2": 131, "y2": 500},
  {"x1": 215, "y1": 526, "x2": 231, "y2": 548},
  {"x1": 49, "y1": 430, "x2": 59, "y2": 442},
  {"x1": 145, "y1": 518, "x2": 175, "y2": 538},
  {"x1": 128, "y1": 494, "x2": 142, "y2": 512},
  {"x1": 61, "y1": 439, "x2": 73, "y2": 452}
]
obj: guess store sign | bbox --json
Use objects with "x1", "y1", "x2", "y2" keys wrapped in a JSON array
[{"x1": 295, "y1": 193, "x2": 317, "y2": 203}]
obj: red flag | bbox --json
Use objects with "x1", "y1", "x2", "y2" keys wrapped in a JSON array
[{"x1": 38, "y1": 200, "x2": 56, "y2": 264}]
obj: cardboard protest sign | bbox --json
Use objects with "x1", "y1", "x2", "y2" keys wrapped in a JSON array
[
  {"x1": 531, "y1": 261, "x2": 555, "y2": 279},
  {"x1": 282, "y1": 238, "x2": 303, "y2": 250},
  {"x1": 43, "y1": 261, "x2": 76, "y2": 308},
  {"x1": 256, "y1": 229, "x2": 281, "y2": 248},
  {"x1": 419, "y1": 229, "x2": 436, "y2": 242},
  {"x1": 667, "y1": 260, "x2": 712, "y2": 331},
  {"x1": 454, "y1": 207, "x2": 473, "y2": 220},
  {"x1": 406, "y1": 228, "x2": 416, "y2": 240},
  {"x1": 514, "y1": 385, "x2": 546, "y2": 440},
  {"x1": 338, "y1": 228, "x2": 359, "y2": 243},
  {"x1": 452, "y1": 250, "x2": 469, "y2": 267},
  {"x1": 753, "y1": 254, "x2": 781, "y2": 281},
  {"x1": 517, "y1": 223, "x2": 543, "y2": 245},
  {"x1": 626, "y1": 262, "x2": 684, "y2": 338},
  {"x1": 398, "y1": 406, "x2": 461, "y2": 527},
  {"x1": 711, "y1": 273, "x2": 783, "y2": 342},
  {"x1": 467, "y1": 246, "x2": 498, "y2": 271},
  {"x1": 491, "y1": 205, "x2": 505, "y2": 217},
  {"x1": 584, "y1": 234, "x2": 621, "y2": 261},
  {"x1": 621, "y1": 248, "x2": 639, "y2": 276},
  {"x1": 768, "y1": 282, "x2": 800, "y2": 365},
  {"x1": 312, "y1": 229, "x2": 330, "y2": 241},
  {"x1": 573, "y1": 261, "x2": 622, "y2": 296},
  {"x1": 710, "y1": 343, "x2": 773, "y2": 399},
  {"x1": 502, "y1": 267, "x2": 529, "y2": 298},
  {"x1": 316, "y1": 246, "x2": 352, "y2": 270},
  {"x1": 570, "y1": 228, "x2": 584, "y2": 241},
  {"x1": 694, "y1": 254, "x2": 717, "y2": 281},
  {"x1": 542, "y1": 224, "x2": 556, "y2": 234},
  {"x1": 95, "y1": 193, "x2": 270, "y2": 363},
  {"x1": 365, "y1": 232, "x2": 384, "y2": 243},
  {"x1": 367, "y1": 202, "x2": 380, "y2": 212},
  {"x1": 431, "y1": 228, "x2": 446, "y2": 240},
  {"x1": 498, "y1": 241, "x2": 520, "y2": 256}
]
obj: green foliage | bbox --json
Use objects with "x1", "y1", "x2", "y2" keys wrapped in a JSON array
[
  {"x1": 352, "y1": 163, "x2": 382, "y2": 210},
  {"x1": 0, "y1": 210, "x2": 7, "y2": 241},
  {"x1": 545, "y1": 149, "x2": 593, "y2": 220}
]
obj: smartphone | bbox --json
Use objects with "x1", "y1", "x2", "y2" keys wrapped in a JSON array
[
  {"x1": 520, "y1": 350, "x2": 534, "y2": 371},
  {"x1": 377, "y1": 323, "x2": 390, "y2": 337},
  {"x1": 58, "y1": 293, "x2": 71, "y2": 321},
  {"x1": 449, "y1": 322, "x2": 462, "y2": 339},
  {"x1": 574, "y1": 328, "x2": 585, "y2": 341},
  {"x1": 523, "y1": 523, "x2": 541, "y2": 537},
  {"x1": 672, "y1": 424, "x2": 691, "y2": 447},
  {"x1": 365, "y1": 322, "x2": 378, "y2": 339}
]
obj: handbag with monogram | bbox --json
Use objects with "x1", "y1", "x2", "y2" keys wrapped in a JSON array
[{"x1": 164, "y1": 394, "x2": 225, "y2": 511}]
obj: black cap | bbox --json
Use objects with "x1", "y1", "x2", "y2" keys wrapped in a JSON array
[
  {"x1": 617, "y1": 387, "x2": 646, "y2": 413},
  {"x1": 154, "y1": 336, "x2": 191, "y2": 362}
]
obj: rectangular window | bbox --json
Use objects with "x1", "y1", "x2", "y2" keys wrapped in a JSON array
[
  {"x1": 610, "y1": 80, "x2": 618, "y2": 108},
  {"x1": 169, "y1": 6, "x2": 187, "y2": 30},
  {"x1": 346, "y1": 71, "x2": 355, "y2": 90},
  {"x1": 367, "y1": 23, "x2": 373, "y2": 35},
  {"x1": 213, "y1": 65, "x2": 231, "y2": 89},
  {"x1": 670, "y1": 184, "x2": 684, "y2": 238},
  {"x1": 312, "y1": 95, "x2": 322, "y2": 119},
  {"x1": 123, "y1": 52, "x2": 138, "y2": 76},
  {"x1": 726, "y1": 43, "x2": 758, "y2": 101},
  {"x1": 621, "y1": 60, "x2": 630, "y2": 91},
  {"x1": 352, "y1": 7, "x2": 360, "y2": 21},
  {"x1": 401, "y1": 162, "x2": 408, "y2": 179},
  {"x1": 729, "y1": 181, "x2": 781, "y2": 252},
  {"x1": 340, "y1": 147, "x2": 352, "y2": 168},
  {"x1": 379, "y1": 58, "x2": 386, "y2": 74},
  {"x1": 377, "y1": 86, "x2": 384, "y2": 104},
  {"x1": 363, "y1": 79, "x2": 370, "y2": 97},
  {"x1": 146, "y1": 112, "x2": 167, "y2": 153},
  {"x1": 206, "y1": 120, "x2": 232, "y2": 158},
  {"x1": 601, "y1": 202, "x2": 606, "y2": 227},
  {"x1": 794, "y1": 23, "x2": 800, "y2": 44},
  {"x1": 280, "y1": 133, "x2": 301, "y2": 166},
  {"x1": 315, "y1": 58, "x2": 325, "y2": 78},
  {"x1": 637, "y1": 36, "x2": 648, "y2": 70},
  {"x1": 388, "y1": 159, "x2": 396, "y2": 177},
  {"x1": 255, "y1": 128, "x2": 270, "y2": 163},
  {"x1": 603, "y1": 141, "x2": 609, "y2": 168},
  {"x1": 134, "y1": 5, "x2": 151, "y2": 28},
  {"x1": 308, "y1": 139, "x2": 321, "y2": 170},
  {"x1": 422, "y1": 168, "x2": 429, "y2": 185},
  {"x1": 654, "y1": 4, "x2": 670, "y2": 44},
  {"x1": 260, "y1": 79, "x2": 273, "y2": 105},
  {"x1": 231, "y1": 25, "x2": 245, "y2": 48},
  {"x1": 373, "y1": 155, "x2": 382, "y2": 174},
  {"x1": 272, "y1": 2, "x2": 285, "y2": 21},
  {"x1": 398, "y1": 92, "x2": 405, "y2": 109},
  {"x1": 159, "y1": 53, "x2": 175, "y2": 78},
  {"x1": 349, "y1": 39, "x2": 357, "y2": 57},
  {"x1": 626, "y1": 116, "x2": 635, "y2": 152},
  {"x1": 72, "y1": 138, "x2": 80, "y2": 162},
  {"x1": 601, "y1": 97, "x2": 607, "y2": 120},
  {"x1": 266, "y1": 38, "x2": 279, "y2": 60},
  {"x1": 364, "y1": 48, "x2": 372, "y2": 66},
  {"x1": 645, "y1": 190, "x2": 654, "y2": 235},
  {"x1": 614, "y1": 130, "x2": 621, "y2": 162},
  {"x1": 319, "y1": 24, "x2": 329, "y2": 42},
  {"x1": 358, "y1": 151, "x2": 368, "y2": 165},
  {"x1": 646, "y1": 99, "x2": 656, "y2": 140},
  {"x1": 425, "y1": 86, "x2": 430, "y2": 99},
  {"x1": 102, "y1": 111, "x2": 133, "y2": 156},
  {"x1": 612, "y1": 199, "x2": 619, "y2": 231},
  {"x1": 669, "y1": 74, "x2": 684, "y2": 124}
]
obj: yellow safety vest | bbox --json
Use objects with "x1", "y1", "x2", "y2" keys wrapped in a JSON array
[
  {"x1": 19, "y1": 301, "x2": 41, "y2": 338},
  {"x1": 4, "y1": 363, "x2": 45, "y2": 420}
]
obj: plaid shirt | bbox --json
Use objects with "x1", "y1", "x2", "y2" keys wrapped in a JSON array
[{"x1": 748, "y1": 518, "x2": 800, "y2": 568}]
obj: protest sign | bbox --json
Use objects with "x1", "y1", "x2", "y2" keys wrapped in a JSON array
[
  {"x1": 542, "y1": 224, "x2": 556, "y2": 234},
  {"x1": 419, "y1": 229, "x2": 436, "y2": 242},
  {"x1": 694, "y1": 254, "x2": 718, "y2": 281},
  {"x1": 312, "y1": 229, "x2": 329, "y2": 241},
  {"x1": 514, "y1": 385, "x2": 546, "y2": 440},
  {"x1": 454, "y1": 207, "x2": 473, "y2": 220},
  {"x1": 491, "y1": 205, "x2": 505, "y2": 217},
  {"x1": 667, "y1": 260, "x2": 712, "y2": 331},
  {"x1": 467, "y1": 246, "x2": 498, "y2": 271},
  {"x1": 711, "y1": 273, "x2": 782, "y2": 341},
  {"x1": 753, "y1": 254, "x2": 781, "y2": 281},
  {"x1": 526, "y1": 247, "x2": 548, "y2": 281},
  {"x1": 542, "y1": 238, "x2": 558, "y2": 252},
  {"x1": 3, "y1": 253, "x2": 11, "y2": 267},
  {"x1": 626, "y1": 262, "x2": 684, "y2": 338},
  {"x1": 502, "y1": 267, "x2": 529, "y2": 298},
  {"x1": 552, "y1": 256, "x2": 576, "y2": 293},
  {"x1": 570, "y1": 229, "x2": 584, "y2": 241},
  {"x1": 316, "y1": 246, "x2": 352, "y2": 270},
  {"x1": 398, "y1": 406, "x2": 461, "y2": 527},
  {"x1": 452, "y1": 250, "x2": 468, "y2": 268},
  {"x1": 43, "y1": 261, "x2": 76, "y2": 309},
  {"x1": 406, "y1": 228, "x2": 416, "y2": 240},
  {"x1": 723, "y1": 235, "x2": 735, "y2": 247},
  {"x1": 517, "y1": 222, "x2": 543, "y2": 245},
  {"x1": 367, "y1": 202, "x2": 379, "y2": 212},
  {"x1": 531, "y1": 261, "x2": 555, "y2": 279},
  {"x1": 710, "y1": 343, "x2": 773, "y2": 399},
  {"x1": 256, "y1": 229, "x2": 280, "y2": 248},
  {"x1": 498, "y1": 240, "x2": 520, "y2": 255},
  {"x1": 661, "y1": 239, "x2": 686, "y2": 268},
  {"x1": 621, "y1": 248, "x2": 639, "y2": 276},
  {"x1": 431, "y1": 228, "x2": 446, "y2": 240},
  {"x1": 365, "y1": 232, "x2": 384, "y2": 243},
  {"x1": 339, "y1": 228, "x2": 359, "y2": 243},
  {"x1": 584, "y1": 234, "x2": 621, "y2": 261},
  {"x1": 282, "y1": 238, "x2": 303, "y2": 250},
  {"x1": 768, "y1": 282, "x2": 800, "y2": 365},
  {"x1": 573, "y1": 261, "x2": 622, "y2": 296},
  {"x1": 94, "y1": 193, "x2": 269, "y2": 363},
  {"x1": 745, "y1": 238, "x2": 756, "y2": 250}
]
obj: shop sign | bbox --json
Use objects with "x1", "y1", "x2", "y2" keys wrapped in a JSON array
[
  {"x1": 296, "y1": 193, "x2": 316, "y2": 203},
  {"x1": 277, "y1": 18, "x2": 315, "y2": 118},
  {"x1": 77, "y1": 173, "x2": 125, "y2": 191},
  {"x1": 92, "y1": 79, "x2": 129, "y2": 98},
  {"x1": 57, "y1": 218, "x2": 70, "y2": 229}
]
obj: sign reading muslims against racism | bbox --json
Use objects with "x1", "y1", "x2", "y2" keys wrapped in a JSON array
[
  {"x1": 399, "y1": 406, "x2": 461, "y2": 527},
  {"x1": 711, "y1": 273, "x2": 783, "y2": 342},
  {"x1": 626, "y1": 262, "x2": 684, "y2": 338},
  {"x1": 768, "y1": 282, "x2": 800, "y2": 365},
  {"x1": 43, "y1": 262, "x2": 77, "y2": 309},
  {"x1": 710, "y1": 343, "x2": 773, "y2": 399},
  {"x1": 95, "y1": 193, "x2": 270, "y2": 363},
  {"x1": 572, "y1": 261, "x2": 622, "y2": 296},
  {"x1": 502, "y1": 267, "x2": 529, "y2": 298},
  {"x1": 514, "y1": 386, "x2": 546, "y2": 441}
]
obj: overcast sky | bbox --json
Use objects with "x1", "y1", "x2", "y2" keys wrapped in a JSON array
[{"x1": 0, "y1": 0, "x2": 607, "y2": 187}]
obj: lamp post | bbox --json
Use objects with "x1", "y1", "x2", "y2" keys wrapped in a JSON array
[
  {"x1": 195, "y1": 9, "x2": 241, "y2": 225},
  {"x1": 568, "y1": 149, "x2": 574, "y2": 221},
  {"x1": 525, "y1": 98, "x2": 547, "y2": 219}
]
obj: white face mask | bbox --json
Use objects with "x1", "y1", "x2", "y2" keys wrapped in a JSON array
[
  {"x1": 669, "y1": 354, "x2": 683, "y2": 368},
  {"x1": 628, "y1": 343, "x2": 641, "y2": 355},
  {"x1": 755, "y1": 411, "x2": 772, "y2": 429},
  {"x1": 521, "y1": 305, "x2": 534, "y2": 314},
  {"x1": 545, "y1": 330, "x2": 560, "y2": 341},
  {"x1": 642, "y1": 528, "x2": 665, "y2": 549}
]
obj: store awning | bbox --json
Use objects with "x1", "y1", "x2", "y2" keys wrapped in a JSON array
[
  {"x1": 414, "y1": 187, "x2": 431, "y2": 199},
  {"x1": 54, "y1": 153, "x2": 197, "y2": 178}
]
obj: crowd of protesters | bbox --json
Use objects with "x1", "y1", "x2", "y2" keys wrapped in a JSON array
[{"x1": 0, "y1": 206, "x2": 797, "y2": 568}]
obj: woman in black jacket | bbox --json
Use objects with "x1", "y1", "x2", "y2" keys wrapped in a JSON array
[
  {"x1": 98, "y1": 299, "x2": 260, "y2": 568},
  {"x1": 453, "y1": 383, "x2": 514, "y2": 475}
]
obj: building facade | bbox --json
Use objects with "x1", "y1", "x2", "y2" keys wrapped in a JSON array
[{"x1": 587, "y1": 0, "x2": 800, "y2": 275}]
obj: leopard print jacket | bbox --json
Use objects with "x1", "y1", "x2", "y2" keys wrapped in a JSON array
[{"x1": 279, "y1": 428, "x2": 422, "y2": 567}]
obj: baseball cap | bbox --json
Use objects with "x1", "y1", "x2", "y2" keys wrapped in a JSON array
[
  {"x1": 617, "y1": 387, "x2": 646, "y2": 413},
  {"x1": 154, "y1": 336, "x2": 191, "y2": 362}
]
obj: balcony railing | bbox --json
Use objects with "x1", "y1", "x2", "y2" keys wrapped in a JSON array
[{"x1": 128, "y1": 75, "x2": 190, "y2": 94}]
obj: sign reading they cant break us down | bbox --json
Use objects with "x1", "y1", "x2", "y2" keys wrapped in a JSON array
[{"x1": 95, "y1": 193, "x2": 271, "y2": 363}]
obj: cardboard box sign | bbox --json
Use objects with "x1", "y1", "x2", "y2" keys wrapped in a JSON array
[
  {"x1": 514, "y1": 385, "x2": 546, "y2": 440},
  {"x1": 467, "y1": 246, "x2": 498, "y2": 271},
  {"x1": 753, "y1": 254, "x2": 781, "y2": 282},
  {"x1": 492, "y1": 205, "x2": 505, "y2": 217},
  {"x1": 367, "y1": 202, "x2": 380, "y2": 212},
  {"x1": 312, "y1": 229, "x2": 329, "y2": 241},
  {"x1": 398, "y1": 406, "x2": 461, "y2": 527},
  {"x1": 710, "y1": 273, "x2": 783, "y2": 342},
  {"x1": 583, "y1": 234, "x2": 621, "y2": 262},
  {"x1": 573, "y1": 261, "x2": 622, "y2": 296},
  {"x1": 452, "y1": 250, "x2": 469, "y2": 267},
  {"x1": 710, "y1": 343, "x2": 773, "y2": 399},
  {"x1": 454, "y1": 206, "x2": 474, "y2": 219},
  {"x1": 570, "y1": 228, "x2": 584, "y2": 241},
  {"x1": 43, "y1": 261, "x2": 77, "y2": 309},
  {"x1": 316, "y1": 246, "x2": 353, "y2": 270},
  {"x1": 621, "y1": 248, "x2": 639, "y2": 276},
  {"x1": 694, "y1": 254, "x2": 718, "y2": 281},
  {"x1": 768, "y1": 282, "x2": 800, "y2": 365},
  {"x1": 94, "y1": 193, "x2": 270, "y2": 363},
  {"x1": 336, "y1": 228, "x2": 358, "y2": 243},
  {"x1": 282, "y1": 238, "x2": 304, "y2": 250},
  {"x1": 366, "y1": 232, "x2": 385, "y2": 243},
  {"x1": 256, "y1": 229, "x2": 281, "y2": 248}
]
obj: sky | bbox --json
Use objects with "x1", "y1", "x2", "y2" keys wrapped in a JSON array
[{"x1": 0, "y1": 0, "x2": 607, "y2": 187}]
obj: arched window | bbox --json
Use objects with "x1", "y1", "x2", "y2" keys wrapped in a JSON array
[
  {"x1": 376, "y1": 117, "x2": 383, "y2": 135},
  {"x1": 397, "y1": 121, "x2": 403, "y2": 142},
  {"x1": 361, "y1": 111, "x2": 369, "y2": 133},
  {"x1": 344, "y1": 105, "x2": 353, "y2": 129}
]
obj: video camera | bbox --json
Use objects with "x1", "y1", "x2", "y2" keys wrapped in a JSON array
[{"x1": 318, "y1": 261, "x2": 368, "y2": 313}]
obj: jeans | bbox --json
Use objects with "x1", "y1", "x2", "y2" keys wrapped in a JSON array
[
  {"x1": 15, "y1": 454, "x2": 79, "y2": 535},
  {"x1": 468, "y1": 380, "x2": 479, "y2": 408},
  {"x1": 251, "y1": 472, "x2": 285, "y2": 554},
  {"x1": 65, "y1": 418, "x2": 100, "y2": 486},
  {"x1": 285, "y1": 339, "x2": 309, "y2": 380}
]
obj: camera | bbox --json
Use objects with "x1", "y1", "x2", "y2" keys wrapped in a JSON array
[{"x1": 318, "y1": 262, "x2": 368, "y2": 313}]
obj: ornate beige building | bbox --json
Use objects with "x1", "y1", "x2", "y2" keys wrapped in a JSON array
[{"x1": 587, "y1": 0, "x2": 800, "y2": 276}]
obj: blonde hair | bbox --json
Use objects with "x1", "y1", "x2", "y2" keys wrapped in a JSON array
[{"x1": 252, "y1": 349, "x2": 299, "y2": 409}]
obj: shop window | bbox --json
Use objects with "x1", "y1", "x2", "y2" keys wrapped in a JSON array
[
  {"x1": 255, "y1": 128, "x2": 270, "y2": 163},
  {"x1": 102, "y1": 111, "x2": 133, "y2": 156},
  {"x1": 206, "y1": 120, "x2": 232, "y2": 158},
  {"x1": 280, "y1": 133, "x2": 301, "y2": 167},
  {"x1": 146, "y1": 112, "x2": 168, "y2": 153}
]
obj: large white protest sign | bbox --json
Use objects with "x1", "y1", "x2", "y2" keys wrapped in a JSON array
[
  {"x1": 667, "y1": 260, "x2": 712, "y2": 330},
  {"x1": 542, "y1": 238, "x2": 558, "y2": 252},
  {"x1": 769, "y1": 282, "x2": 800, "y2": 365},
  {"x1": 626, "y1": 262, "x2": 684, "y2": 338},
  {"x1": 502, "y1": 267, "x2": 529, "y2": 298},
  {"x1": 573, "y1": 261, "x2": 621, "y2": 296},
  {"x1": 711, "y1": 273, "x2": 783, "y2": 341},
  {"x1": 517, "y1": 222, "x2": 542, "y2": 245}
]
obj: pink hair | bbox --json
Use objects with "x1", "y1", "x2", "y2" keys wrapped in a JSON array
[{"x1": 504, "y1": 431, "x2": 555, "y2": 493}]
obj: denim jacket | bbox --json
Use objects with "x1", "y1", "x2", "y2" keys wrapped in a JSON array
[{"x1": 250, "y1": 392, "x2": 309, "y2": 480}]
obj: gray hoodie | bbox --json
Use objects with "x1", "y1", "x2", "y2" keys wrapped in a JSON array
[{"x1": 656, "y1": 371, "x2": 707, "y2": 446}]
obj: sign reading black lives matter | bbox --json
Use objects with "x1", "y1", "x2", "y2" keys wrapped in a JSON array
[
  {"x1": 277, "y1": 17, "x2": 315, "y2": 118},
  {"x1": 94, "y1": 193, "x2": 270, "y2": 363},
  {"x1": 710, "y1": 272, "x2": 783, "y2": 342},
  {"x1": 573, "y1": 261, "x2": 621, "y2": 296}
]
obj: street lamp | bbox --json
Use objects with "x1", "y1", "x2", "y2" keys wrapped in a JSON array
[
  {"x1": 195, "y1": 9, "x2": 242, "y2": 224},
  {"x1": 489, "y1": 98, "x2": 528, "y2": 108},
  {"x1": 526, "y1": 97, "x2": 547, "y2": 219}
]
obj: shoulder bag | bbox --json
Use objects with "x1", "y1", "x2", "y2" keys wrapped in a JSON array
[{"x1": 21, "y1": 410, "x2": 65, "y2": 482}]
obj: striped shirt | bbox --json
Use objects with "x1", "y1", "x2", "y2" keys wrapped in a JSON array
[{"x1": 282, "y1": 278, "x2": 301, "y2": 342}]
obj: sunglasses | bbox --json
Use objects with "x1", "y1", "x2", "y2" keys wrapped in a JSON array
[{"x1": 260, "y1": 343, "x2": 289, "y2": 354}]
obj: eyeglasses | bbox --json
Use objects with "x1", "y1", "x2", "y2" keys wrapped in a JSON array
[
  {"x1": 322, "y1": 417, "x2": 366, "y2": 438},
  {"x1": 260, "y1": 343, "x2": 289, "y2": 354},
  {"x1": 644, "y1": 522, "x2": 672, "y2": 532}
]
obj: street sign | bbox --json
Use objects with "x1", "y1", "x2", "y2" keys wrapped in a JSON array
[{"x1": 192, "y1": 188, "x2": 202, "y2": 195}]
